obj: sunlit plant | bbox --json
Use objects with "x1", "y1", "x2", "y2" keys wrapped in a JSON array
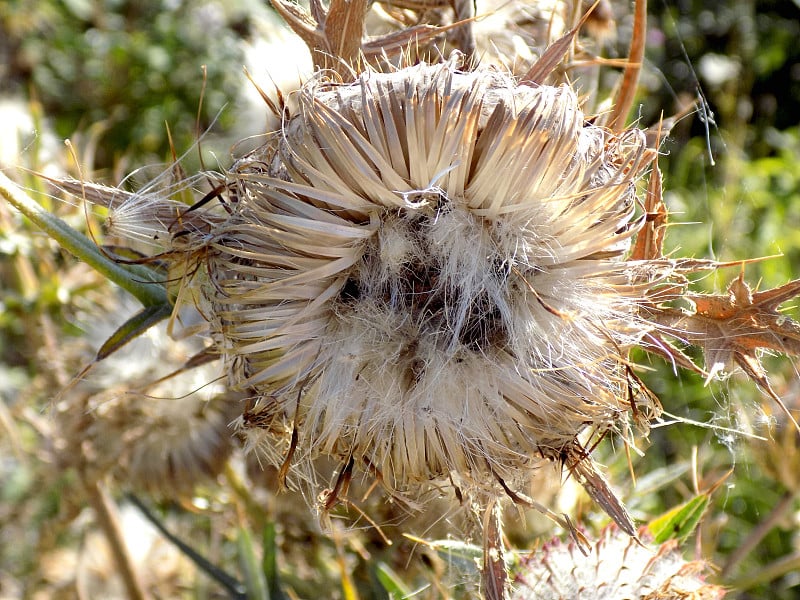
[{"x1": 3, "y1": 0, "x2": 800, "y2": 598}]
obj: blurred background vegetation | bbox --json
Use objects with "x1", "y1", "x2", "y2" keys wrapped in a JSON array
[{"x1": 1, "y1": 0, "x2": 799, "y2": 598}]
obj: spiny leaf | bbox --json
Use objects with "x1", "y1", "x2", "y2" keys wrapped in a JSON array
[
  {"x1": 647, "y1": 470, "x2": 730, "y2": 544},
  {"x1": 648, "y1": 493, "x2": 709, "y2": 544},
  {"x1": 95, "y1": 303, "x2": 172, "y2": 361},
  {"x1": 652, "y1": 272, "x2": 800, "y2": 431}
]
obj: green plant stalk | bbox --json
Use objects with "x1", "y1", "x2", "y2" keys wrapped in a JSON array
[
  {"x1": 224, "y1": 463, "x2": 268, "y2": 531},
  {"x1": 0, "y1": 171, "x2": 168, "y2": 308},
  {"x1": 237, "y1": 524, "x2": 269, "y2": 600},
  {"x1": 262, "y1": 522, "x2": 288, "y2": 600}
]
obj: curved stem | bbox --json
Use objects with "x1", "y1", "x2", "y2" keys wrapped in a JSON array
[{"x1": 85, "y1": 482, "x2": 149, "y2": 600}]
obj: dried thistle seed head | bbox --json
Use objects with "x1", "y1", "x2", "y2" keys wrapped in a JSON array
[
  {"x1": 55, "y1": 301, "x2": 238, "y2": 498},
  {"x1": 512, "y1": 526, "x2": 727, "y2": 600},
  {"x1": 100, "y1": 394, "x2": 238, "y2": 498},
  {"x1": 148, "y1": 58, "x2": 663, "y2": 521}
]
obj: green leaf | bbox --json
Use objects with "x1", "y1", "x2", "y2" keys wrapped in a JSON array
[
  {"x1": 262, "y1": 521, "x2": 290, "y2": 600},
  {"x1": 374, "y1": 562, "x2": 411, "y2": 599},
  {"x1": 238, "y1": 524, "x2": 268, "y2": 600},
  {"x1": 428, "y1": 539, "x2": 483, "y2": 575},
  {"x1": 648, "y1": 493, "x2": 709, "y2": 544},
  {"x1": 95, "y1": 303, "x2": 172, "y2": 360},
  {"x1": 633, "y1": 462, "x2": 691, "y2": 498}
]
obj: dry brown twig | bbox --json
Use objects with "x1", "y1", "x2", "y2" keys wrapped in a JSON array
[{"x1": 270, "y1": 0, "x2": 476, "y2": 76}]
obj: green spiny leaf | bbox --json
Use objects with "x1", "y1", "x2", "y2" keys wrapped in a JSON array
[
  {"x1": 648, "y1": 493, "x2": 709, "y2": 544},
  {"x1": 95, "y1": 303, "x2": 172, "y2": 360}
]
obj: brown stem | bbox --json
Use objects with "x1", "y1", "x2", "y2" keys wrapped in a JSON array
[
  {"x1": 481, "y1": 499, "x2": 508, "y2": 600},
  {"x1": 84, "y1": 481, "x2": 149, "y2": 600},
  {"x1": 608, "y1": 0, "x2": 646, "y2": 131}
]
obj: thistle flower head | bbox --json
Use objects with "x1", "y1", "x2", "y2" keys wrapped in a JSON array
[
  {"x1": 115, "y1": 57, "x2": 664, "y2": 524},
  {"x1": 512, "y1": 526, "x2": 726, "y2": 600}
]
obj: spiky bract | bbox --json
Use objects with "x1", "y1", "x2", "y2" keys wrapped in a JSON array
[{"x1": 513, "y1": 526, "x2": 726, "y2": 600}]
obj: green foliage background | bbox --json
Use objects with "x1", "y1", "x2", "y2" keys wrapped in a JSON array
[{"x1": 1, "y1": 0, "x2": 799, "y2": 598}]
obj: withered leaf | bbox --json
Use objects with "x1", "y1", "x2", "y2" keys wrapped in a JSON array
[{"x1": 653, "y1": 272, "x2": 800, "y2": 429}]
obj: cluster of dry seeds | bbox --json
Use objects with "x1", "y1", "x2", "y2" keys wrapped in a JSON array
[
  {"x1": 73, "y1": 7, "x2": 661, "y2": 532},
  {"x1": 222, "y1": 58, "x2": 657, "y2": 523}
]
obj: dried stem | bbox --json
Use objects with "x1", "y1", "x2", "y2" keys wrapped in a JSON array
[
  {"x1": 83, "y1": 481, "x2": 149, "y2": 600},
  {"x1": 482, "y1": 499, "x2": 507, "y2": 600},
  {"x1": 607, "y1": 0, "x2": 646, "y2": 131}
]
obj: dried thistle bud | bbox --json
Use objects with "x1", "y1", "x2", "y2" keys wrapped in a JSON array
[
  {"x1": 57, "y1": 303, "x2": 239, "y2": 498},
  {"x1": 512, "y1": 526, "x2": 726, "y2": 600},
  {"x1": 113, "y1": 57, "x2": 665, "y2": 526}
]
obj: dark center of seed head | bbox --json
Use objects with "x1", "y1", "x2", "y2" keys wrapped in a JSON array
[{"x1": 337, "y1": 214, "x2": 509, "y2": 353}]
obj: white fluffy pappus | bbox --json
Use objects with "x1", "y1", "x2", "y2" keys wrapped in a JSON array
[{"x1": 91, "y1": 59, "x2": 666, "y2": 532}]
